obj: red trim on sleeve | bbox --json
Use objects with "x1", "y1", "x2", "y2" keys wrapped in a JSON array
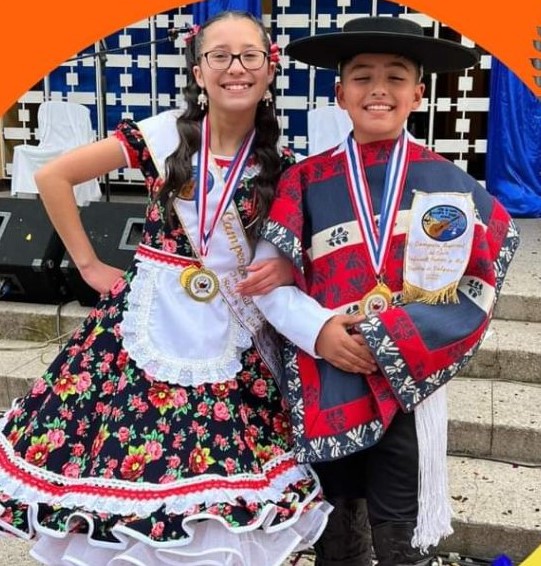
[{"x1": 113, "y1": 129, "x2": 139, "y2": 169}]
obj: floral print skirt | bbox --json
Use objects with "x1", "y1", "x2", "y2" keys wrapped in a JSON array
[{"x1": 0, "y1": 276, "x2": 329, "y2": 565}]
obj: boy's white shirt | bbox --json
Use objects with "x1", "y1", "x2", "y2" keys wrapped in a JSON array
[{"x1": 251, "y1": 240, "x2": 334, "y2": 357}]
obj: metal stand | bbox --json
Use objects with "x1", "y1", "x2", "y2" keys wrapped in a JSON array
[
  {"x1": 65, "y1": 27, "x2": 189, "y2": 202},
  {"x1": 96, "y1": 38, "x2": 111, "y2": 201}
]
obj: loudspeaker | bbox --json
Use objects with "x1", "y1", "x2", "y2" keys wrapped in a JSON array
[
  {"x1": 0, "y1": 197, "x2": 71, "y2": 304},
  {"x1": 61, "y1": 201, "x2": 146, "y2": 306}
]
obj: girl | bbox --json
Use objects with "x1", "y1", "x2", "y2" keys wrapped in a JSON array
[{"x1": 0, "y1": 10, "x2": 329, "y2": 566}]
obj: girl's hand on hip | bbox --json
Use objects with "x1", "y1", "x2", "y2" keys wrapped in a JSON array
[{"x1": 78, "y1": 260, "x2": 124, "y2": 296}]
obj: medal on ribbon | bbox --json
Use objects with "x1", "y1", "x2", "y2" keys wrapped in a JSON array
[
  {"x1": 180, "y1": 114, "x2": 255, "y2": 302},
  {"x1": 179, "y1": 264, "x2": 200, "y2": 288},
  {"x1": 358, "y1": 280, "x2": 394, "y2": 316},
  {"x1": 344, "y1": 130, "x2": 410, "y2": 317},
  {"x1": 184, "y1": 267, "x2": 220, "y2": 302}
]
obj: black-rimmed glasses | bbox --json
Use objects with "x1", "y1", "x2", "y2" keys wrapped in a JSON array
[{"x1": 202, "y1": 49, "x2": 268, "y2": 71}]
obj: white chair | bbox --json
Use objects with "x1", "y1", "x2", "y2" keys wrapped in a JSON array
[
  {"x1": 307, "y1": 105, "x2": 353, "y2": 155},
  {"x1": 11, "y1": 101, "x2": 102, "y2": 206}
]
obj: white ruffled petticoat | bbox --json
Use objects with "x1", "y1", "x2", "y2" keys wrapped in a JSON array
[{"x1": 23, "y1": 500, "x2": 330, "y2": 566}]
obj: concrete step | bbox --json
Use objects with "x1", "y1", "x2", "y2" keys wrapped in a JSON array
[
  {"x1": 0, "y1": 338, "x2": 541, "y2": 464},
  {"x1": 0, "y1": 221, "x2": 538, "y2": 344},
  {"x1": 0, "y1": 539, "x2": 38, "y2": 566},
  {"x1": 0, "y1": 339, "x2": 60, "y2": 409},
  {"x1": 463, "y1": 319, "x2": 541, "y2": 385},
  {"x1": 448, "y1": 378, "x2": 541, "y2": 466},
  {"x1": 0, "y1": 286, "x2": 538, "y2": 344},
  {"x1": 0, "y1": 300, "x2": 88, "y2": 342},
  {"x1": 495, "y1": 279, "x2": 541, "y2": 325},
  {"x1": 0, "y1": 314, "x2": 539, "y2": 383},
  {"x1": 494, "y1": 218, "x2": 541, "y2": 325},
  {"x1": 441, "y1": 456, "x2": 541, "y2": 563},
  {"x1": 1, "y1": 345, "x2": 540, "y2": 467},
  {"x1": 0, "y1": 306, "x2": 539, "y2": 387}
]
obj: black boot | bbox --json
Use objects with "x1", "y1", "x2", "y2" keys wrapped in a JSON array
[
  {"x1": 372, "y1": 521, "x2": 436, "y2": 566},
  {"x1": 314, "y1": 497, "x2": 373, "y2": 566}
]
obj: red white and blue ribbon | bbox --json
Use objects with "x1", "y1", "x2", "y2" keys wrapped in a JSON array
[
  {"x1": 195, "y1": 114, "x2": 255, "y2": 257},
  {"x1": 344, "y1": 129, "x2": 410, "y2": 277}
]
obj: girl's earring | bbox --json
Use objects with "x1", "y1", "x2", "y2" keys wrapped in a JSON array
[
  {"x1": 198, "y1": 89, "x2": 208, "y2": 110},
  {"x1": 262, "y1": 89, "x2": 273, "y2": 107}
]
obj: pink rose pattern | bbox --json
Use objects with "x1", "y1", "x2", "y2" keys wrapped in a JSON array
[{"x1": 0, "y1": 120, "x2": 312, "y2": 546}]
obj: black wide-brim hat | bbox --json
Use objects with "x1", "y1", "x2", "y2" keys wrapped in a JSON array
[{"x1": 285, "y1": 16, "x2": 480, "y2": 74}]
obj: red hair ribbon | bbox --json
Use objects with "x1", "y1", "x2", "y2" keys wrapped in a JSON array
[
  {"x1": 184, "y1": 24, "x2": 201, "y2": 44},
  {"x1": 269, "y1": 42, "x2": 281, "y2": 64}
]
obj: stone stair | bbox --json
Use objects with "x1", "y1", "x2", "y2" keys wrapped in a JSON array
[
  {"x1": 0, "y1": 219, "x2": 539, "y2": 565},
  {"x1": 441, "y1": 218, "x2": 541, "y2": 563}
]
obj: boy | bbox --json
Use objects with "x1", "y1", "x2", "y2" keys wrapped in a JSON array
[{"x1": 244, "y1": 15, "x2": 520, "y2": 566}]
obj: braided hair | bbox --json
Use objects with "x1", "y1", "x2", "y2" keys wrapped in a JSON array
[{"x1": 158, "y1": 11, "x2": 281, "y2": 239}]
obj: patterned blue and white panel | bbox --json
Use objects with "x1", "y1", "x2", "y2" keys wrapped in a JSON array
[
  {"x1": 267, "y1": 0, "x2": 490, "y2": 180},
  {"x1": 2, "y1": 0, "x2": 490, "y2": 184}
]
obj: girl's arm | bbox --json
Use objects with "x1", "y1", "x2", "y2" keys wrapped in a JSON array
[
  {"x1": 34, "y1": 136, "x2": 129, "y2": 294},
  {"x1": 241, "y1": 241, "x2": 376, "y2": 374},
  {"x1": 236, "y1": 239, "x2": 293, "y2": 296}
]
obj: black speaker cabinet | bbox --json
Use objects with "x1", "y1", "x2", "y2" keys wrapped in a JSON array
[
  {"x1": 62, "y1": 201, "x2": 146, "y2": 306},
  {"x1": 0, "y1": 198, "x2": 71, "y2": 304}
]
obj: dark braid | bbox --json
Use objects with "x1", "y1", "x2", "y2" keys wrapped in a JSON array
[{"x1": 158, "y1": 10, "x2": 281, "y2": 239}]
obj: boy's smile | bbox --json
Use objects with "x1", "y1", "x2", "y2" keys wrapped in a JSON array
[{"x1": 336, "y1": 53, "x2": 424, "y2": 144}]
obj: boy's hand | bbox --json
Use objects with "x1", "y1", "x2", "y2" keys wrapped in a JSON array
[
  {"x1": 236, "y1": 257, "x2": 294, "y2": 296},
  {"x1": 315, "y1": 315, "x2": 378, "y2": 374}
]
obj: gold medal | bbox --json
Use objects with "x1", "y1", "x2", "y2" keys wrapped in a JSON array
[
  {"x1": 185, "y1": 267, "x2": 220, "y2": 302},
  {"x1": 358, "y1": 281, "x2": 393, "y2": 316},
  {"x1": 179, "y1": 265, "x2": 200, "y2": 289},
  {"x1": 179, "y1": 179, "x2": 196, "y2": 199}
]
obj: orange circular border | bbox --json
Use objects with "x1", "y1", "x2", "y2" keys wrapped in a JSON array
[
  {"x1": 1, "y1": 0, "x2": 540, "y2": 116},
  {"x1": 0, "y1": 0, "x2": 198, "y2": 116},
  {"x1": 0, "y1": 0, "x2": 540, "y2": 562}
]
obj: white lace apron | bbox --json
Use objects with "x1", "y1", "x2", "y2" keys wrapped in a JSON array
[{"x1": 120, "y1": 112, "x2": 280, "y2": 386}]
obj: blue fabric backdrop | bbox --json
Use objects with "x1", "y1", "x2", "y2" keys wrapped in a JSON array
[
  {"x1": 486, "y1": 58, "x2": 541, "y2": 217},
  {"x1": 190, "y1": 0, "x2": 262, "y2": 23}
]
